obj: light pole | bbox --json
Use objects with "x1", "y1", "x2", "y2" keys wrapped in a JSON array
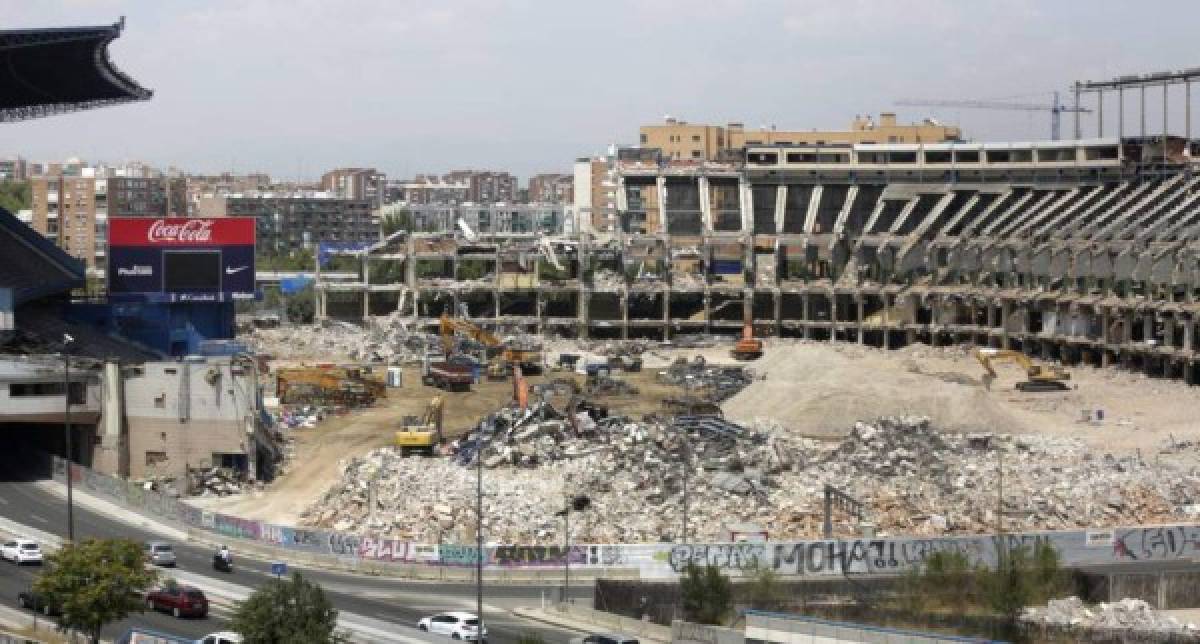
[
  {"x1": 555, "y1": 494, "x2": 590, "y2": 603},
  {"x1": 476, "y1": 415, "x2": 490, "y2": 627},
  {"x1": 62, "y1": 333, "x2": 75, "y2": 543}
]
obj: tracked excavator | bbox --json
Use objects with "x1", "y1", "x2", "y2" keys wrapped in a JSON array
[
  {"x1": 395, "y1": 396, "x2": 444, "y2": 456},
  {"x1": 439, "y1": 313, "x2": 542, "y2": 376},
  {"x1": 974, "y1": 348, "x2": 1071, "y2": 392}
]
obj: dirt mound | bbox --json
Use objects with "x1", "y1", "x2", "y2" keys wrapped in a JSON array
[{"x1": 722, "y1": 342, "x2": 1030, "y2": 437}]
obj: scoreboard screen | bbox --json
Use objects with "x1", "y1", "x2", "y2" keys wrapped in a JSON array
[{"x1": 164, "y1": 251, "x2": 221, "y2": 292}]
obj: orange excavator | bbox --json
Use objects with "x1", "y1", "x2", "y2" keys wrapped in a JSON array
[{"x1": 732, "y1": 323, "x2": 763, "y2": 361}]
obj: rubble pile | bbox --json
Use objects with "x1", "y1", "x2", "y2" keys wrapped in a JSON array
[
  {"x1": 188, "y1": 467, "x2": 244, "y2": 497},
  {"x1": 592, "y1": 268, "x2": 625, "y2": 289},
  {"x1": 247, "y1": 315, "x2": 438, "y2": 363},
  {"x1": 302, "y1": 407, "x2": 804, "y2": 543},
  {"x1": 302, "y1": 413, "x2": 1200, "y2": 544},
  {"x1": 657, "y1": 356, "x2": 755, "y2": 402},
  {"x1": 1022, "y1": 596, "x2": 1198, "y2": 633}
]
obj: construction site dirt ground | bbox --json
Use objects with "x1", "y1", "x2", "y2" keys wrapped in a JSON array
[
  {"x1": 207, "y1": 365, "x2": 683, "y2": 524},
  {"x1": 208, "y1": 339, "x2": 1200, "y2": 525}
]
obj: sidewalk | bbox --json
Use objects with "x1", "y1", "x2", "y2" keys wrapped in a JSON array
[{"x1": 511, "y1": 604, "x2": 671, "y2": 643}]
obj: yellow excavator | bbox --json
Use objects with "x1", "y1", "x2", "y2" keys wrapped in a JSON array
[
  {"x1": 395, "y1": 396, "x2": 444, "y2": 456},
  {"x1": 974, "y1": 348, "x2": 1071, "y2": 392}
]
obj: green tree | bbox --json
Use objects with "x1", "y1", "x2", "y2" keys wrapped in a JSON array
[
  {"x1": 231, "y1": 572, "x2": 343, "y2": 644},
  {"x1": 0, "y1": 180, "x2": 31, "y2": 213},
  {"x1": 33, "y1": 538, "x2": 158, "y2": 643},
  {"x1": 680, "y1": 563, "x2": 733, "y2": 625},
  {"x1": 382, "y1": 210, "x2": 414, "y2": 236},
  {"x1": 744, "y1": 562, "x2": 788, "y2": 611},
  {"x1": 922, "y1": 550, "x2": 975, "y2": 614}
]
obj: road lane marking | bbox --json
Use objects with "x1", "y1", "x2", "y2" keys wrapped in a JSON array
[{"x1": 29, "y1": 514, "x2": 47, "y2": 524}]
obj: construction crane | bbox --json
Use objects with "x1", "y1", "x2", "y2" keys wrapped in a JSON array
[{"x1": 895, "y1": 92, "x2": 1092, "y2": 140}]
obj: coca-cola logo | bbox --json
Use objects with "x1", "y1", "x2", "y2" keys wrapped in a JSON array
[{"x1": 147, "y1": 219, "x2": 214, "y2": 243}]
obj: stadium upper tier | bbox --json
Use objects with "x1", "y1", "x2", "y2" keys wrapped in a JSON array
[{"x1": 0, "y1": 20, "x2": 152, "y2": 122}]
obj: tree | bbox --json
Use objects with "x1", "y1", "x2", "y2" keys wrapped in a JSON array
[
  {"x1": 231, "y1": 572, "x2": 343, "y2": 644},
  {"x1": 744, "y1": 562, "x2": 788, "y2": 611},
  {"x1": 382, "y1": 210, "x2": 414, "y2": 236},
  {"x1": 680, "y1": 563, "x2": 733, "y2": 625},
  {"x1": 0, "y1": 180, "x2": 31, "y2": 214},
  {"x1": 33, "y1": 538, "x2": 158, "y2": 643}
]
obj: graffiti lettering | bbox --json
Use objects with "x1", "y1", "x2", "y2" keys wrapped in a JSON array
[
  {"x1": 440, "y1": 544, "x2": 483, "y2": 567},
  {"x1": 327, "y1": 533, "x2": 361, "y2": 557},
  {"x1": 669, "y1": 544, "x2": 764, "y2": 573},
  {"x1": 358, "y1": 537, "x2": 407, "y2": 562}
]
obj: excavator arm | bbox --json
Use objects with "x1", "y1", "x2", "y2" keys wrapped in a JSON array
[{"x1": 974, "y1": 348, "x2": 1069, "y2": 392}]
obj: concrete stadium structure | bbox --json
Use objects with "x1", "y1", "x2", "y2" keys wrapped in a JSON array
[{"x1": 316, "y1": 135, "x2": 1200, "y2": 384}]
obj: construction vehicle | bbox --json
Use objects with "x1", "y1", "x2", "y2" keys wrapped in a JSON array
[
  {"x1": 974, "y1": 348, "x2": 1071, "y2": 392},
  {"x1": 420, "y1": 354, "x2": 474, "y2": 391},
  {"x1": 731, "y1": 323, "x2": 763, "y2": 361},
  {"x1": 395, "y1": 396, "x2": 444, "y2": 456},
  {"x1": 439, "y1": 314, "x2": 543, "y2": 375},
  {"x1": 276, "y1": 365, "x2": 386, "y2": 406}
]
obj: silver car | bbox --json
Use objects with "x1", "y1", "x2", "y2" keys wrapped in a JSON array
[{"x1": 144, "y1": 541, "x2": 177, "y2": 567}]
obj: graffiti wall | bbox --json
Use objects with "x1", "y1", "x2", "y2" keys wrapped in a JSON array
[{"x1": 52, "y1": 458, "x2": 1200, "y2": 577}]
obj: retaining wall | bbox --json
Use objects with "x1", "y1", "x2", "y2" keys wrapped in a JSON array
[{"x1": 53, "y1": 458, "x2": 1200, "y2": 580}]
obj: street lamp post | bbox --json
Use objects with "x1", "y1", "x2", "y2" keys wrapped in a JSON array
[
  {"x1": 63, "y1": 334, "x2": 75, "y2": 543},
  {"x1": 475, "y1": 416, "x2": 489, "y2": 629},
  {"x1": 555, "y1": 495, "x2": 590, "y2": 603}
]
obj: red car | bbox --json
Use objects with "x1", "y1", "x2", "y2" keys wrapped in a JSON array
[{"x1": 145, "y1": 585, "x2": 208, "y2": 618}]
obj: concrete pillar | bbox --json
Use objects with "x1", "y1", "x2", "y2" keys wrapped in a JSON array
[
  {"x1": 698, "y1": 176, "x2": 713, "y2": 234},
  {"x1": 535, "y1": 290, "x2": 544, "y2": 336},
  {"x1": 1184, "y1": 319, "x2": 1194, "y2": 354},
  {"x1": 405, "y1": 238, "x2": 417, "y2": 289},
  {"x1": 92, "y1": 361, "x2": 126, "y2": 477},
  {"x1": 656, "y1": 176, "x2": 668, "y2": 235},
  {"x1": 857, "y1": 295, "x2": 865, "y2": 344},
  {"x1": 579, "y1": 290, "x2": 590, "y2": 339},
  {"x1": 1001, "y1": 300, "x2": 1012, "y2": 350},
  {"x1": 663, "y1": 287, "x2": 671, "y2": 342},
  {"x1": 362, "y1": 257, "x2": 371, "y2": 321},
  {"x1": 775, "y1": 185, "x2": 787, "y2": 235},
  {"x1": 773, "y1": 291, "x2": 782, "y2": 338},
  {"x1": 621, "y1": 290, "x2": 629, "y2": 340},
  {"x1": 829, "y1": 292, "x2": 838, "y2": 342},
  {"x1": 1144, "y1": 313, "x2": 1155, "y2": 344},
  {"x1": 802, "y1": 293, "x2": 811, "y2": 340}
]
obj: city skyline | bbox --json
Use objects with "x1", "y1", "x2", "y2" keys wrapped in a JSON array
[{"x1": 5, "y1": 0, "x2": 1200, "y2": 180}]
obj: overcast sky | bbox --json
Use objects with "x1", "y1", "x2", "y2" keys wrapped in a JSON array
[{"x1": 5, "y1": 0, "x2": 1200, "y2": 181}]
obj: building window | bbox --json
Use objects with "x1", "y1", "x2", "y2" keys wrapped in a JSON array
[
  {"x1": 691, "y1": 135, "x2": 701, "y2": 142},
  {"x1": 9, "y1": 381, "x2": 85, "y2": 403},
  {"x1": 691, "y1": 150, "x2": 702, "y2": 159},
  {"x1": 145, "y1": 452, "x2": 168, "y2": 468},
  {"x1": 640, "y1": 134, "x2": 647, "y2": 144},
  {"x1": 888, "y1": 136, "x2": 898, "y2": 143}
]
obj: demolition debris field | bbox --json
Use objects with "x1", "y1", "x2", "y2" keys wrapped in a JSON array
[{"x1": 228, "y1": 326, "x2": 1200, "y2": 543}]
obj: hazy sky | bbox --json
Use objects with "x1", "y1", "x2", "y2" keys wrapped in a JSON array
[{"x1": 5, "y1": 0, "x2": 1200, "y2": 181}]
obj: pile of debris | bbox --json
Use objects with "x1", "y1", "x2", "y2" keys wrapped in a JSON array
[
  {"x1": 274, "y1": 406, "x2": 324, "y2": 430},
  {"x1": 657, "y1": 356, "x2": 755, "y2": 402},
  {"x1": 247, "y1": 315, "x2": 439, "y2": 363},
  {"x1": 302, "y1": 411, "x2": 1200, "y2": 544},
  {"x1": 188, "y1": 467, "x2": 244, "y2": 497},
  {"x1": 592, "y1": 268, "x2": 625, "y2": 289},
  {"x1": 1022, "y1": 596, "x2": 1198, "y2": 634}
]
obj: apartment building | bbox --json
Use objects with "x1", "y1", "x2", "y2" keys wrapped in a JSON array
[
  {"x1": 528, "y1": 173, "x2": 573, "y2": 204},
  {"x1": 0, "y1": 157, "x2": 27, "y2": 181},
  {"x1": 393, "y1": 175, "x2": 470, "y2": 205},
  {"x1": 444, "y1": 170, "x2": 518, "y2": 203},
  {"x1": 640, "y1": 113, "x2": 963, "y2": 161},
  {"x1": 320, "y1": 167, "x2": 385, "y2": 208},
  {"x1": 29, "y1": 173, "x2": 184, "y2": 272},
  {"x1": 197, "y1": 193, "x2": 377, "y2": 253}
]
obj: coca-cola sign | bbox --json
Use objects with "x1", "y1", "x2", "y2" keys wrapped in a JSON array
[
  {"x1": 147, "y1": 219, "x2": 214, "y2": 244},
  {"x1": 108, "y1": 217, "x2": 255, "y2": 247}
]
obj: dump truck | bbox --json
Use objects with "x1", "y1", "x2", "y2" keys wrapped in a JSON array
[
  {"x1": 275, "y1": 365, "x2": 386, "y2": 406},
  {"x1": 395, "y1": 396, "x2": 443, "y2": 456},
  {"x1": 974, "y1": 348, "x2": 1071, "y2": 392},
  {"x1": 420, "y1": 354, "x2": 474, "y2": 391}
]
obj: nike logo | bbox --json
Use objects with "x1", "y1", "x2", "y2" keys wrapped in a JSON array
[{"x1": 225, "y1": 266, "x2": 249, "y2": 275}]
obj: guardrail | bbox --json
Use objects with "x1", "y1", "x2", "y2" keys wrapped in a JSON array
[{"x1": 51, "y1": 457, "x2": 1200, "y2": 581}]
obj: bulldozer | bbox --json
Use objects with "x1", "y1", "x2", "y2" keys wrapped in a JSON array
[
  {"x1": 395, "y1": 396, "x2": 444, "y2": 457},
  {"x1": 974, "y1": 348, "x2": 1071, "y2": 392},
  {"x1": 731, "y1": 323, "x2": 763, "y2": 361}
]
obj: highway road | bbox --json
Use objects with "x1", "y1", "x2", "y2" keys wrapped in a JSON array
[{"x1": 0, "y1": 476, "x2": 593, "y2": 643}]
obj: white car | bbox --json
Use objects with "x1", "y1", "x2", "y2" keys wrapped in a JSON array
[
  {"x1": 417, "y1": 611, "x2": 487, "y2": 641},
  {"x1": 1, "y1": 539, "x2": 42, "y2": 565},
  {"x1": 197, "y1": 632, "x2": 242, "y2": 644}
]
